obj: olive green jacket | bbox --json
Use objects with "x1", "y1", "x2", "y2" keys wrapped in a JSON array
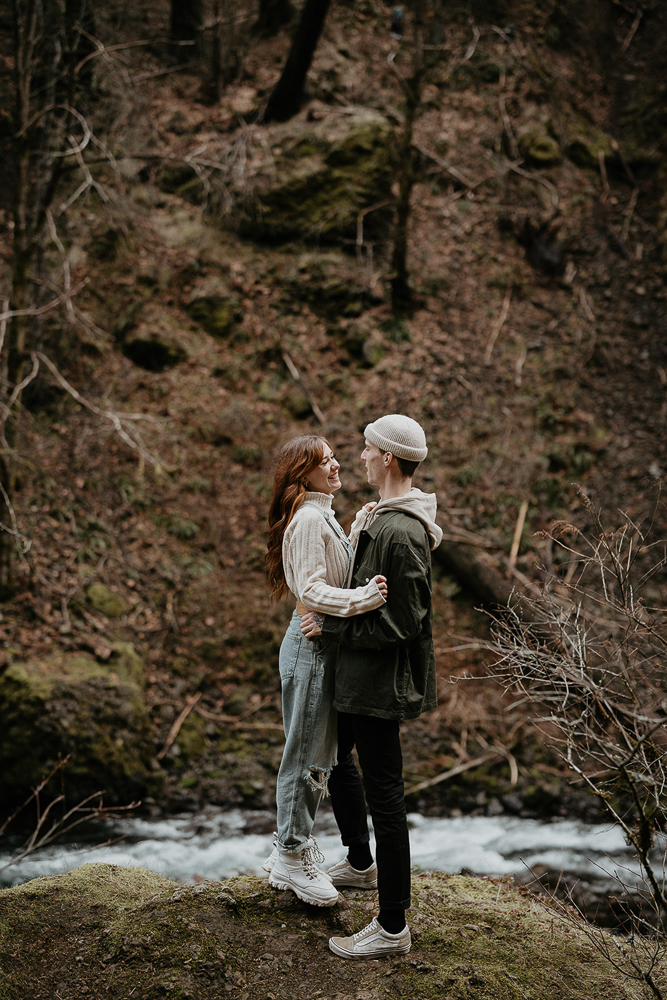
[{"x1": 321, "y1": 506, "x2": 438, "y2": 721}]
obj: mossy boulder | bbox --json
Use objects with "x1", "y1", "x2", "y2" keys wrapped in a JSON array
[
  {"x1": 552, "y1": 112, "x2": 616, "y2": 171},
  {"x1": 0, "y1": 864, "x2": 652, "y2": 999},
  {"x1": 241, "y1": 109, "x2": 396, "y2": 242},
  {"x1": 185, "y1": 278, "x2": 241, "y2": 338},
  {"x1": 564, "y1": 130, "x2": 614, "y2": 170},
  {"x1": 277, "y1": 251, "x2": 382, "y2": 319},
  {"x1": 86, "y1": 582, "x2": 127, "y2": 618},
  {"x1": 0, "y1": 643, "x2": 155, "y2": 804},
  {"x1": 187, "y1": 296, "x2": 236, "y2": 337},
  {"x1": 517, "y1": 127, "x2": 562, "y2": 166}
]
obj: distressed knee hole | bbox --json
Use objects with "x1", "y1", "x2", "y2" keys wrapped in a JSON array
[{"x1": 306, "y1": 765, "x2": 332, "y2": 792}]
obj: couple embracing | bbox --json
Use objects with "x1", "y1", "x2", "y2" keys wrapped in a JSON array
[{"x1": 264, "y1": 415, "x2": 442, "y2": 959}]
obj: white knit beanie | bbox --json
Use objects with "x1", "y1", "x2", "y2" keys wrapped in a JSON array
[{"x1": 364, "y1": 414, "x2": 428, "y2": 462}]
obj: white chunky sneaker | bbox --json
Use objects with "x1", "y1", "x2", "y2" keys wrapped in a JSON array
[
  {"x1": 329, "y1": 916, "x2": 411, "y2": 959},
  {"x1": 262, "y1": 846, "x2": 278, "y2": 874},
  {"x1": 263, "y1": 837, "x2": 328, "y2": 876},
  {"x1": 269, "y1": 843, "x2": 338, "y2": 907},
  {"x1": 326, "y1": 857, "x2": 378, "y2": 889}
]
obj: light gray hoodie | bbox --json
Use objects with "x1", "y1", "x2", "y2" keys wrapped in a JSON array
[{"x1": 348, "y1": 487, "x2": 443, "y2": 553}]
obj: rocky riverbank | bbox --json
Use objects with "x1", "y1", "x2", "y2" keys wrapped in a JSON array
[{"x1": 0, "y1": 861, "x2": 653, "y2": 1000}]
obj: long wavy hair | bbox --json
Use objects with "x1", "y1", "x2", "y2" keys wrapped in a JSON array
[{"x1": 266, "y1": 435, "x2": 329, "y2": 600}]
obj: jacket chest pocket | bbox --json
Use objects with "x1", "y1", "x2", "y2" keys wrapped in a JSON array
[{"x1": 355, "y1": 556, "x2": 380, "y2": 587}]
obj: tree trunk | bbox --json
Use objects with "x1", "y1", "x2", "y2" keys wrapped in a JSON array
[
  {"x1": 435, "y1": 541, "x2": 518, "y2": 610},
  {"x1": 390, "y1": 67, "x2": 424, "y2": 315},
  {"x1": 1, "y1": 2, "x2": 33, "y2": 596},
  {"x1": 254, "y1": 0, "x2": 293, "y2": 38},
  {"x1": 170, "y1": 0, "x2": 203, "y2": 53},
  {"x1": 263, "y1": 0, "x2": 331, "y2": 123},
  {"x1": 0, "y1": 0, "x2": 87, "y2": 595},
  {"x1": 434, "y1": 539, "x2": 550, "y2": 630}
]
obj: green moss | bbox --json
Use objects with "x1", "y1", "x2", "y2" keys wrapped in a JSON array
[
  {"x1": 379, "y1": 316, "x2": 411, "y2": 343},
  {"x1": 517, "y1": 128, "x2": 562, "y2": 166},
  {"x1": 454, "y1": 464, "x2": 483, "y2": 487},
  {"x1": 1, "y1": 866, "x2": 649, "y2": 999},
  {"x1": 167, "y1": 517, "x2": 200, "y2": 540},
  {"x1": 243, "y1": 111, "x2": 395, "y2": 242},
  {"x1": 176, "y1": 716, "x2": 207, "y2": 759},
  {"x1": 86, "y1": 582, "x2": 127, "y2": 618},
  {"x1": 186, "y1": 296, "x2": 237, "y2": 337},
  {"x1": 0, "y1": 646, "x2": 153, "y2": 804},
  {"x1": 231, "y1": 444, "x2": 265, "y2": 467}
]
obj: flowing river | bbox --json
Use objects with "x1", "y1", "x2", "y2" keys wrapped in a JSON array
[{"x1": 0, "y1": 806, "x2": 650, "y2": 899}]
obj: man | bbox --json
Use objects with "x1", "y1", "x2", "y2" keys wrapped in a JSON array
[{"x1": 301, "y1": 413, "x2": 442, "y2": 959}]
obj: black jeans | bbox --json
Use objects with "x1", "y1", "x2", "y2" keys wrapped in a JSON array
[{"x1": 328, "y1": 711, "x2": 411, "y2": 911}]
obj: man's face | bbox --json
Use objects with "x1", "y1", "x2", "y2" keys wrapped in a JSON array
[{"x1": 361, "y1": 440, "x2": 386, "y2": 487}]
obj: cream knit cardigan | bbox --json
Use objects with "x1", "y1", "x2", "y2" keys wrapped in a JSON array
[{"x1": 282, "y1": 492, "x2": 385, "y2": 617}]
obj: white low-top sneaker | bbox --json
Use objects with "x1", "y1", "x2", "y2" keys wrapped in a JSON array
[
  {"x1": 329, "y1": 916, "x2": 411, "y2": 959},
  {"x1": 269, "y1": 844, "x2": 339, "y2": 907},
  {"x1": 326, "y1": 857, "x2": 378, "y2": 889}
]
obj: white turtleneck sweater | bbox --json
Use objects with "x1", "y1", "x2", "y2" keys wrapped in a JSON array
[{"x1": 282, "y1": 492, "x2": 385, "y2": 617}]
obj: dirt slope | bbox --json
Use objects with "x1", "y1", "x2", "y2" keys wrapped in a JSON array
[{"x1": 0, "y1": 0, "x2": 665, "y2": 818}]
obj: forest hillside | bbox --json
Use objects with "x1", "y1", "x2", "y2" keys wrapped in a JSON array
[{"x1": 0, "y1": 0, "x2": 666, "y2": 823}]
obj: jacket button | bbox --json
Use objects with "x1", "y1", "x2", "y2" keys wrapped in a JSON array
[{"x1": 365, "y1": 577, "x2": 369, "y2": 583}]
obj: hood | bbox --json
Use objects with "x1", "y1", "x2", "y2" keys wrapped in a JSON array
[{"x1": 368, "y1": 488, "x2": 443, "y2": 550}]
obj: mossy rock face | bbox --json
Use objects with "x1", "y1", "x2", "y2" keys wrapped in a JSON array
[
  {"x1": 277, "y1": 251, "x2": 383, "y2": 320},
  {"x1": 86, "y1": 582, "x2": 127, "y2": 619},
  {"x1": 123, "y1": 331, "x2": 189, "y2": 371},
  {"x1": 185, "y1": 278, "x2": 241, "y2": 338},
  {"x1": 517, "y1": 128, "x2": 562, "y2": 166},
  {"x1": 186, "y1": 295, "x2": 237, "y2": 337},
  {"x1": 242, "y1": 109, "x2": 395, "y2": 242},
  {"x1": 0, "y1": 644, "x2": 154, "y2": 804},
  {"x1": 0, "y1": 864, "x2": 651, "y2": 999},
  {"x1": 552, "y1": 113, "x2": 615, "y2": 171}
]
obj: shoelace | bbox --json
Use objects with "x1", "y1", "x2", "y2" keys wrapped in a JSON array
[
  {"x1": 353, "y1": 918, "x2": 379, "y2": 941},
  {"x1": 301, "y1": 841, "x2": 327, "y2": 880}
]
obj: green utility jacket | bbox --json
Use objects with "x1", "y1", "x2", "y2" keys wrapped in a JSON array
[{"x1": 320, "y1": 509, "x2": 437, "y2": 721}]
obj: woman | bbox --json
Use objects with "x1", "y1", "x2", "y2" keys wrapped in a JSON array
[{"x1": 263, "y1": 435, "x2": 387, "y2": 906}]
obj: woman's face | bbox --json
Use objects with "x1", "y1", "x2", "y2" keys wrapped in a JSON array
[{"x1": 305, "y1": 444, "x2": 341, "y2": 496}]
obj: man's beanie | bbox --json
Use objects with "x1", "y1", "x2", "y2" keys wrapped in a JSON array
[{"x1": 364, "y1": 414, "x2": 428, "y2": 462}]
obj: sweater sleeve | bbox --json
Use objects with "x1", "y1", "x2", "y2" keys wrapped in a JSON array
[{"x1": 284, "y1": 512, "x2": 386, "y2": 617}]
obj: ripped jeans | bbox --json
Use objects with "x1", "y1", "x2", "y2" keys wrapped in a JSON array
[{"x1": 276, "y1": 611, "x2": 338, "y2": 854}]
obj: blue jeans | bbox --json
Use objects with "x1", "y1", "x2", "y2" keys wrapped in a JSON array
[{"x1": 276, "y1": 611, "x2": 338, "y2": 854}]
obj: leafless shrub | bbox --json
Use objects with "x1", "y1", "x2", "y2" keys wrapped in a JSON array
[
  {"x1": 522, "y1": 856, "x2": 666, "y2": 1000},
  {"x1": 0, "y1": 757, "x2": 138, "y2": 876},
  {"x1": 487, "y1": 492, "x2": 667, "y2": 993}
]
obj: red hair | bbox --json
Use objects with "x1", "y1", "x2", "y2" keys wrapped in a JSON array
[{"x1": 266, "y1": 435, "x2": 329, "y2": 600}]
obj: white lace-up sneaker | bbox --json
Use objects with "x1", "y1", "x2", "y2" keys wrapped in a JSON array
[
  {"x1": 262, "y1": 846, "x2": 278, "y2": 874},
  {"x1": 269, "y1": 843, "x2": 338, "y2": 907},
  {"x1": 326, "y1": 857, "x2": 378, "y2": 889},
  {"x1": 329, "y1": 916, "x2": 411, "y2": 959},
  {"x1": 263, "y1": 838, "x2": 329, "y2": 876}
]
